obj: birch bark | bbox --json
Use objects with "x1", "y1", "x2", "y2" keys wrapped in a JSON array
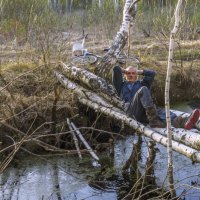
[
  {"x1": 60, "y1": 62, "x2": 121, "y2": 107},
  {"x1": 70, "y1": 121, "x2": 100, "y2": 161},
  {"x1": 67, "y1": 118, "x2": 82, "y2": 160},
  {"x1": 95, "y1": 0, "x2": 139, "y2": 77},
  {"x1": 59, "y1": 64, "x2": 200, "y2": 150},
  {"x1": 165, "y1": 0, "x2": 183, "y2": 197},
  {"x1": 55, "y1": 65, "x2": 200, "y2": 150}
]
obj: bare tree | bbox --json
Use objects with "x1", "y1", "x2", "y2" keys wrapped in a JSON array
[{"x1": 165, "y1": 0, "x2": 183, "y2": 197}]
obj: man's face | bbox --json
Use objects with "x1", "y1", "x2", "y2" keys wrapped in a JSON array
[{"x1": 125, "y1": 68, "x2": 137, "y2": 83}]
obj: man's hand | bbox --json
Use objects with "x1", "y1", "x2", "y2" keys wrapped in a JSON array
[{"x1": 137, "y1": 70, "x2": 144, "y2": 75}]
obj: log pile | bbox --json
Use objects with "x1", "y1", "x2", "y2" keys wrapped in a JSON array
[{"x1": 54, "y1": 63, "x2": 200, "y2": 163}]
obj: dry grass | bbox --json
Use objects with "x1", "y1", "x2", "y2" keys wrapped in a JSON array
[{"x1": 0, "y1": 28, "x2": 200, "y2": 166}]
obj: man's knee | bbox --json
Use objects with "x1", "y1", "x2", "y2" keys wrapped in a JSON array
[
  {"x1": 140, "y1": 86, "x2": 149, "y2": 92},
  {"x1": 135, "y1": 86, "x2": 154, "y2": 108},
  {"x1": 136, "y1": 86, "x2": 149, "y2": 97}
]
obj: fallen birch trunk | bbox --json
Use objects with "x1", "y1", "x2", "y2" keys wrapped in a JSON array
[
  {"x1": 54, "y1": 71, "x2": 200, "y2": 163},
  {"x1": 84, "y1": 96, "x2": 200, "y2": 163},
  {"x1": 154, "y1": 127, "x2": 200, "y2": 151},
  {"x1": 79, "y1": 97, "x2": 200, "y2": 162},
  {"x1": 54, "y1": 70, "x2": 122, "y2": 112},
  {"x1": 60, "y1": 62, "x2": 200, "y2": 131},
  {"x1": 60, "y1": 62, "x2": 121, "y2": 107},
  {"x1": 57, "y1": 64, "x2": 200, "y2": 138}
]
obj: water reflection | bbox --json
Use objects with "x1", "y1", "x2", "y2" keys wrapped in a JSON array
[
  {"x1": 1, "y1": 102, "x2": 200, "y2": 199},
  {"x1": 0, "y1": 156, "x2": 116, "y2": 200},
  {"x1": 1, "y1": 137, "x2": 200, "y2": 200}
]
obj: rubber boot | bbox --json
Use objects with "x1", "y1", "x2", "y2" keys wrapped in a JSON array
[
  {"x1": 184, "y1": 109, "x2": 200, "y2": 130},
  {"x1": 145, "y1": 105, "x2": 165, "y2": 128},
  {"x1": 172, "y1": 109, "x2": 200, "y2": 130}
]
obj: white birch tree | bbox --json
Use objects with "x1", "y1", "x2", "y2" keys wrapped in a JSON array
[
  {"x1": 165, "y1": 0, "x2": 183, "y2": 197},
  {"x1": 95, "y1": 0, "x2": 140, "y2": 77}
]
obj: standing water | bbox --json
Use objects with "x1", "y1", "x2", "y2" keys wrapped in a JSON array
[
  {"x1": 1, "y1": 101, "x2": 200, "y2": 200},
  {"x1": 0, "y1": 155, "x2": 117, "y2": 200}
]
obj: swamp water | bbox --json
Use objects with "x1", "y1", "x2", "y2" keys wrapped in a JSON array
[{"x1": 1, "y1": 101, "x2": 200, "y2": 200}]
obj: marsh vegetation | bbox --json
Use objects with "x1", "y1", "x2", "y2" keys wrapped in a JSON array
[{"x1": 0, "y1": 0, "x2": 200, "y2": 199}]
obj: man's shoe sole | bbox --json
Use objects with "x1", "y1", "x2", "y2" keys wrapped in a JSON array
[{"x1": 184, "y1": 109, "x2": 200, "y2": 130}]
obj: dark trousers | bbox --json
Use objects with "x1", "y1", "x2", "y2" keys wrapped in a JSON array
[
  {"x1": 123, "y1": 86, "x2": 177, "y2": 124},
  {"x1": 123, "y1": 86, "x2": 154, "y2": 123}
]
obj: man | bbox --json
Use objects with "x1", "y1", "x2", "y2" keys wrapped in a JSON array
[{"x1": 112, "y1": 65, "x2": 200, "y2": 129}]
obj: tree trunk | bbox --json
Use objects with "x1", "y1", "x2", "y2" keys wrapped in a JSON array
[
  {"x1": 67, "y1": 118, "x2": 82, "y2": 160},
  {"x1": 95, "y1": 0, "x2": 139, "y2": 77},
  {"x1": 165, "y1": 0, "x2": 183, "y2": 197},
  {"x1": 60, "y1": 62, "x2": 121, "y2": 107},
  {"x1": 70, "y1": 121, "x2": 100, "y2": 161},
  {"x1": 57, "y1": 64, "x2": 200, "y2": 150}
]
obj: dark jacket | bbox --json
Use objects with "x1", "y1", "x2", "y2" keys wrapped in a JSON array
[
  {"x1": 112, "y1": 66, "x2": 156, "y2": 103},
  {"x1": 112, "y1": 66, "x2": 177, "y2": 122}
]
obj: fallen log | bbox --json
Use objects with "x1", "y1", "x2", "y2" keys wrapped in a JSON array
[
  {"x1": 79, "y1": 98, "x2": 200, "y2": 163},
  {"x1": 70, "y1": 121, "x2": 100, "y2": 161},
  {"x1": 154, "y1": 110, "x2": 200, "y2": 150},
  {"x1": 60, "y1": 62, "x2": 121, "y2": 107},
  {"x1": 154, "y1": 127, "x2": 200, "y2": 151},
  {"x1": 59, "y1": 63, "x2": 200, "y2": 132},
  {"x1": 67, "y1": 118, "x2": 82, "y2": 160},
  {"x1": 54, "y1": 70, "x2": 122, "y2": 112},
  {"x1": 54, "y1": 71, "x2": 200, "y2": 163}
]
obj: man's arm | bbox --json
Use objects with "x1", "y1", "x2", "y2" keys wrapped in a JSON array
[
  {"x1": 140, "y1": 69, "x2": 156, "y2": 88},
  {"x1": 112, "y1": 66, "x2": 124, "y2": 96}
]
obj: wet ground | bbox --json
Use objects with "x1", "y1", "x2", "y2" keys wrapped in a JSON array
[
  {"x1": 1, "y1": 136, "x2": 200, "y2": 200},
  {"x1": 1, "y1": 102, "x2": 200, "y2": 200},
  {"x1": 0, "y1": 155, "x2": 117, "y2": 200}
]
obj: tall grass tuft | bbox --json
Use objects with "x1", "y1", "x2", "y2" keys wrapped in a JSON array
[{"x1": 136, "y1": 0, "x2": 200, "y2": 39}]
